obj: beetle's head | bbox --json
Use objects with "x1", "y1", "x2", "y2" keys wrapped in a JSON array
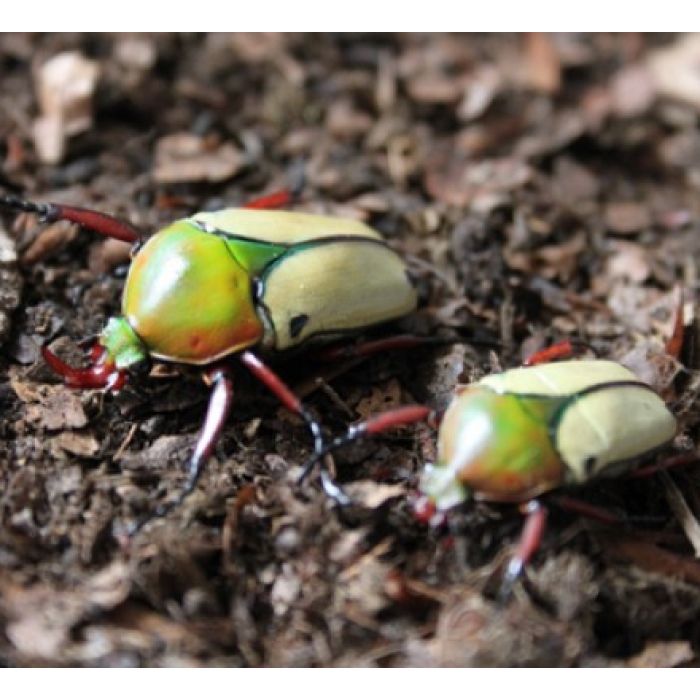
[
  {"x1": 416, "y1": 462, "x2": 470, "y2": 518},
  {"x1": 42, "y1": 317, "x2": 149, "y2": 391}
]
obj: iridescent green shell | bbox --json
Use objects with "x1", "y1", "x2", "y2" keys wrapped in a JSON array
[
  {"x1": 115, "y1": 208, "x2": 417, "y2": 366},
  {"x1": 421, "y1": 360, "x2": 677, "y2": 510}
]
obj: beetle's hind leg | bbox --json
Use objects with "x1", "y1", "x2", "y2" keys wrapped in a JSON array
[
  {"x1": 237, "y1": 351, "x2": 354, "y2": 504},
  {"x1": 498, "y1": 499, "x2": 548, "y2": 603}
]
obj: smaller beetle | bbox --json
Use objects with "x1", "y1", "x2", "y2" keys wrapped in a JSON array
[
  {"x1": 302, "y1": 333, "x2": 684, "y2": 596},
  {"x1": 1, "y1": 188, "x2": 418, "y2": 535}
]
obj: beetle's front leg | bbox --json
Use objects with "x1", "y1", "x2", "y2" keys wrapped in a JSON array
[
  {"x1": 127, "y1": 365, "x2": 234, "y2": 537},
  {"x1": 498, "y1": 499, "x2": 548, "y2": 603}
]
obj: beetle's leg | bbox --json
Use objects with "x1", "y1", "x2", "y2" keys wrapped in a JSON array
[
  {"x1": 236, "y1": 350, "x2": 347, "y2": 501},
  {"x1": 314, "y1": 335, "x2": 449, "y2": 362},
  {"x1": 665, "y1": 288, "x2": 685, "y2": 359},
  {"x1": 315, "y1": 333, "x2": 502, "y2": 364},
  {"x1": 243, "y1": 166, "x2": 305, "y2": 209},
  {"x1": 523, "y1": 340, "x2": 575, "y2": 366},
  {"x1": 243, "y1": 189, "x2": 297, "y2": 210},
  {"x1": 0, "y1": 193, "x2": 141, "y2": 244},
  {"x1": 498, "y1": 499, "x2": 548, "y2": 602},
  {"x1": 297, "y1": 405, "x2": 433, "y2": 497},
  {"x1": 41, "y1": 343, "x2": 127, "y2": 391},
  {"x1": 127, "y1": 366, "x2": 235, "y2": 537},
  {"x1": 523, "y1": 340, "x2": 599, "y2": 366},
  {"x1": 239, "y1": 351, "x2": 323, "y2": 453},
  {"x1": 548, "y1": 494, "x2": 622, "y2": 525},
  {"x1": 628, "y1": 452, "x2": 700, "y2": 480}
]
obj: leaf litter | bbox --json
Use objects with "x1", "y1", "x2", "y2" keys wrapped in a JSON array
[{"x1": 1, "y1": 33, "x2": 700, "y2": 667}]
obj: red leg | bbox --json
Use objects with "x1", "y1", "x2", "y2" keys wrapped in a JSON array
[
  {"x1": 499, "y1": 499, "x2": 548, "y2": 601},
  {"x1": 665, "y1": 288, "x2": 685, "y2": 359},
  {"x1": 297, "y1": 404, "x2": 432, "y2": 502},
  {"x1": 0, "y1": 193, "x2": 141, "y2": 243},
  {"x1": 314, "y1": 335, "x2": 449, "y2": 363},
  {"x1": 523, "y1": 339, "x2": 598, "y2": 366},
  {"x1": 523, "y1": 340, "x2": 574, "y2": 366},
  {"x1": 548, "y1": 494, "x2": 622, "y2": 526},
  {"x1": 627, "y1": 452, "x2": 700, "y2": 480},
  {"x1": 363, "y1": 405, "x2": 434, "y2": 435},
  {"x1": 239, "y1": 351, "x2": 323, "y2": 455},
  {"x1": 238, "y1": 350, "x2": 351, "y2": 503},
  {"x1": 128, "y1": 366, "x2": 234, "y2": 537},
  {"x1": 42, "y1": 343, "x2": 127, "y2": 391},
  {"x1": 243, "y1": 189, "x2": 296, "y2": 210}
]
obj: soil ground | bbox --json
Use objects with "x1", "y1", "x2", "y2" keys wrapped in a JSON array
[{"x1": 2, "y1": 33, "x2": 700, "y2": 667}]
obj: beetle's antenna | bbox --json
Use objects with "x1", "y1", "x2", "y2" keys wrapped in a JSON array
[{"x1": 0, "y1": 193, "x2": 142, "y2": 244}]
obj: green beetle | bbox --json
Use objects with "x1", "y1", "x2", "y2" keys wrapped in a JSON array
[
  {"x1": 1, "y1": 190, "x2": 417, "y2": 534},
  {"x1": 105, "y1": 207, "x2": 416, "y2": 368},
  {"x1": 303, "y1": 350, "x2": 680, "y2": 595},
  {"x1": 420, "y1": 359, "x2": 677, "y2": 512}
]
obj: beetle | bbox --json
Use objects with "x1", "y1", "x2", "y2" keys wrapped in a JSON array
[
  {"x1": 0, "y1": 189, "x2": 418, "y2": 535},
  {"x1": 302, "y1": 332, "x2": 684, "y2": 597}
]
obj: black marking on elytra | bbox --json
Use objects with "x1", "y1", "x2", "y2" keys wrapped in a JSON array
[
  {"x1": 290, "y1": 313, "x2": 309, "y2": 339},
  {"x1": 583, "y1": 456, "x2": 597, "y2": 478}
]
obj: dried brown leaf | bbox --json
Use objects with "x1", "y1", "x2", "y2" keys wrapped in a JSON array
[
  {"x1": 606, "y1": 241, "x2": 651, "y2": 284},
  {"x1": 344, "y1": 481, "x2": 406, "y2": 510},
  {"x1": 550, "y1": 156, "x2": 600, "y2": 205},
  {"x1": 2, "y1": 561, "x2": 130, "y2": 661},
  {"x1": 505, "y1": 232, "x2": 587, "y2": 281},
  {"x1": 21, "y1": 220, "x2": 78, "y2": 264},
  {"x1": 604, "y1": 201, "x2": 652, "y2": 235},
  {"x1": 649, "y1": 34, "x2": 700, "y2": 111},
  {"x1": 627, "y1": 640, "x2": 694, "y2": 668},
  {"x1": 87, "y1": 238, "x2": 132, "y2": 275},
  {"x1": 153, "y1": 133, "x2": 245, "y2": 184},
  {"x1": 457, "y1": 64, "x2": 501, "y2": 122},
  {"x1": 523, "y1": 33, "x2": 561, "y2": 94},
  {"x1": 610, "y1": 64, "x2": 656, "y2": 118},
  {"x1": 54, "y1": 430, "x2": 100, "y2": 457},
  {"x1": 407, "y1": 73, "x2": 465, "y2": 104},
  {"x1": 326, "y1": 101, "x2": 373, "y2": 138},
  {"x1": 425, "y1": 150, "x2": 532, "y2": 208},
  {"x1": 15, "y1": 379, "x2": 88, "y2": 430},
  {"x1": 116, "y1": 434, "x2": 192, "y2": 471},
  {"x1": 421, "y1": 588, "x2": 582, "y2": 667},
  {"x1": 32, "y1": 51, "x2": 100, "y2": 164}
]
